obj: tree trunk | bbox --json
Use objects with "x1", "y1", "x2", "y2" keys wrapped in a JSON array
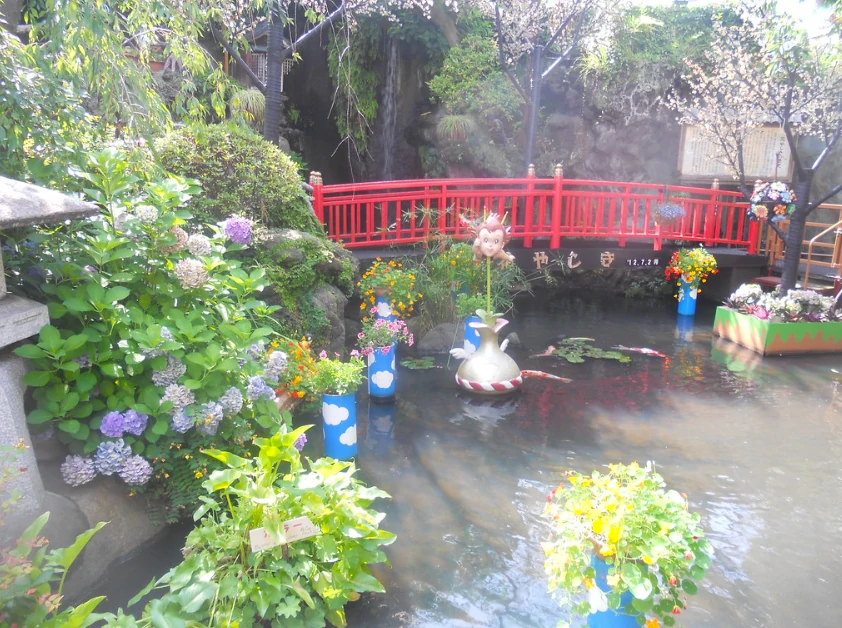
[
  {"x1": 262, "y1": 6, "x2": 285, "y2": 145},
  {"x1": 779, "y1": 173, "x2": 814, "y2": 292},
  {"x1": 0, "y1": 0, "x2": 23, "y2": 31}
]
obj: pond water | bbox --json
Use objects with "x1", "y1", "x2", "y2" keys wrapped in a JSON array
[{"x1": 90, "y1": 293, "x2": 842, "y2": 627}]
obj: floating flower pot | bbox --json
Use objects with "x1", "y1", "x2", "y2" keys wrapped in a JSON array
[
  {"x1": 321, "y1": 393, "x2": 357, "y2": 460},
  {"x1": 713, "y1": 306, "x2": 842, "y2": 355},
  {"x1": 587, "y1": 555, "x2": 638, "y2": 628},
  {"x1": 455, "y1": 318, "x2": 522, "y2": 395},
  {"x1": 463, "y1": 315, "x2": 482, "y2": 354},
  {"x1": 677, "y1": 277, "x2": 698, "y2": 316},
  {"x1": 368, "y1": 343, "x2": 396, "y2": 400}
]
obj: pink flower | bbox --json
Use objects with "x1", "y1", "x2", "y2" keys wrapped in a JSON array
[
  {"x1": 319, "y1": 350, "x2": 327, "y2": 358},
  {"x1": 350, "y1": 349, "x2": 360, "y2": 357},
  {"x1": 380, "y1": 346, "x2": 390, "y2": 355},
  {"x1": 358, "y1": 332, "x2": 364, "y2": 339}
]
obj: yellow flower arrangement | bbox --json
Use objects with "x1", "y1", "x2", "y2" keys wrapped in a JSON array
[
  {"x1": 542, "y1": 462, "x2": 713, "y2": 626},
  {"x1": 358, "y1": 258, "x2": 420, "y2": 320},
  {"x1": 664, "y1": 247, "x2": 718, "y2": 297}
]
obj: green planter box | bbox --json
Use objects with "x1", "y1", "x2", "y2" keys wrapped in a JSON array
[{"x1": 712, "y1": 306, "x2": 842, "y2": 355}]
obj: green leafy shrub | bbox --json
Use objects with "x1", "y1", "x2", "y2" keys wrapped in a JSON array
[
  {"x1": 5, "y1": 148, "x2": 288, "y2": 520},
  {"x1": 155, "y1": 122, "x2": 319, "y2": 232},
  {"x1": 112, "y1": 428, "x2": 395, "y2": 627}
]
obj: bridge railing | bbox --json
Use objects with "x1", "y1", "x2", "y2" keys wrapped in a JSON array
[{"x1": 309, "y1": 169, "x2": 756, "y2": 253}]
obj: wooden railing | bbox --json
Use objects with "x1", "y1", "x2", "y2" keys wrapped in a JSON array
[
  {"x1": 759, "y1": 204, "x2": 842, "y2": 284},
  {"x1": 309, "y1": 168, "x2": 757, "y2": 253}
]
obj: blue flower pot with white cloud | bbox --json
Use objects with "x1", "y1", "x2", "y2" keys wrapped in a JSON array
[
  {"x1": 677, "y1": 277, "x2": 698, "y2": 316},
  {"x1": 463, "y1": 315, "x2": 482, "y2": 355},
  {"x1": 587, "y1": 554, "x2": 638, "y2": 628},
  {"x1": 321, "y1": 393, "x2": 357, "y2": 460},
  {"x1": 368, "y1": 343, "x2": 396, "y2": 400},
  {"x1": 375, "y1": 296, "x2": 396, "y2": 321}
]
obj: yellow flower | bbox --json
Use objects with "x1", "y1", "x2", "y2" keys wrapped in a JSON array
[
  {"x1": 606, "y1": 573, "x2": 620, "y2": 587},
  {"x1": 645, "y1": 618, "x2": 661, "y2": 628},
  {"x1": 194, "y1": 471, "x2": 203, "y2": 479},
  {"x1": 599, "y1": 545, "x2": 614, "y2": 556}
]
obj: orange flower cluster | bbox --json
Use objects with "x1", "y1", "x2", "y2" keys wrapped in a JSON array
[
  {"x1": 271, "y1": 338, "x2": 317, "y2": 401},
  {"x1": 357, "y1": 258, "x2": 421, "y2": 321}
]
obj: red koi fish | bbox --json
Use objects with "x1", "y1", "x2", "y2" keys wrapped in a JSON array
[
  {"x1": 612, "y1": 345, "x2": 668, "y2": 358},
  {"x1": 521, "y1": 370, "x2": 572, "y2": 383}
]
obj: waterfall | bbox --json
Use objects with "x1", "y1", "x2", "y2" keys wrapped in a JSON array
[{"x1": 380, "y1": 39, "x2": 400, "y2": 181}]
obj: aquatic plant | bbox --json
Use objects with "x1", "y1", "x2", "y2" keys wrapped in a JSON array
[
  {"x1": 111, "y1": 427, "x2": 395, "y2": 628},
  {"x1": 400, "y1": 356, "x2": 438, "y2": 370},
  {"x1": 542, "y1": 462, "x2": 713, "y2": 627},
  {"x1": 553, "y1": 338, "x2": 632, "y2": 363}
]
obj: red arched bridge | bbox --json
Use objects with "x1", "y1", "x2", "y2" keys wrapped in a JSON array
[{"x1": 309, "y1": 170, "x2": 758, "y2": 255}]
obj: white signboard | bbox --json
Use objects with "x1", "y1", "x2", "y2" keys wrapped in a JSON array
[
  {"x1": 249, "y1": 516, "x2": 321, "y2": 553},
  {"x1": 678, "y1": 125, "x2": 793, "y2": 182}
]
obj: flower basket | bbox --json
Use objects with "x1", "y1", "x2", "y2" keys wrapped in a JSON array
[
  {"x1": 358, "y1": 258, "x2": 420, "y2": 321},
  {"x1": 664, "y1": 247, "x2": 718, "y2": 316},
  {"x1": 747, "y1": 181, "x2": 797, "y2": 221},
  {"x1": 542, "y1": 462, "x2": 714, "y2": 627}
]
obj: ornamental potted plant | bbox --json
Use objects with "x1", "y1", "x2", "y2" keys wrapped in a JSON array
[
  {"x1": 748, "y1": 180, "x2": 797, "y2": 222},
  {"x1": 357, "y1": 315, "x2": 414, "y2": 400},
  {"x1": 542, "y1": 462, "x2": 714, "y2": 628},
  {"x1": 358, "y1": 258, "x2": 420, "y2": 320},
  {"x1": 713, "y1": 283, "x2": 842, "y2": 355},
  {"x1": 663, "y1": 247, "x2": 718, "y2": 316},
  {"x1": 311, "y1": 352, "x2": 365, "y2": 460}
]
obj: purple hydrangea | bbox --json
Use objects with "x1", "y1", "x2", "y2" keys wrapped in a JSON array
[
  {"x1": 100, "y1": 410, "x2": 126, "y2": 438},
  {"x1": 93, "y1": 439, "x2": 131, "y2": 476},
  {"x1": 162, "y1": 384, "x2": 195, "y2": 413},
  {"x1": 219, "y1": 387, "x2": 244, "y2": 415},
  {"x1": 263, "y1": 351, "x2": 288, "y2": 382},
  {"x1": 294, "y1": 433, "x2": 307, "y2": 452},
  {"x1": 247, "y1": 343, "x2": 264, "y2": 361},
  {"x1": 171, "y1": 409, "x2": 194, "y2": 433},
  {"x1": 223, "y1": 216, "x2": 253, "y2": 245},
  {"x1": 196, "y1": 401, "x2": 225, "y2": 436},
  {"x1": 73, "y1": 352, "x2": 91, "y2": 369},
  {"x1": 246, "y1": 375, "x2": 275, "y2": 401},
  {"x1": 60, "y1": 455, "x2": 97, "y2": 487},
  {"x1": 119, "y1": 455, "x2": 153, "y2": 486},
  {"x1": 152, "y1": 355, "x2": 186, "y2": 387},
  {"x1": 122, "y1": 409, "x2": 149, "y2": 436}
]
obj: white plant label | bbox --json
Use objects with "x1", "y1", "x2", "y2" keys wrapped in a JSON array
[{"x1": 250, "y1": 516, "x2": 320, "y2": 552}]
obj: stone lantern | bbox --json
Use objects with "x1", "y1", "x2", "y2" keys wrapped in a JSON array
[{"x1": 0, "y1": 176, "x2": 97, "y2": 534}]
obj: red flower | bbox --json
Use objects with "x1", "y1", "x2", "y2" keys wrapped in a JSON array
[
  {"x1": 672, "y1": 606, "x2": 682, "y2": 615},
  {"x1": 668, "y1": 576, "x2": 678, "y2": 586}
]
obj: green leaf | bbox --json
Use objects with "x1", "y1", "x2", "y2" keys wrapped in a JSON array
[
  {"x1": 56, "y1": 596, "x2": 105, "y2": 628},
  {"x1": 24, "y1": 370, "x2": 52, "y2": 387},
  {"x1": 64, "y1": 334, "x2": 90, "y2": 354},
  {"x1": 148, "y1": 598, "x2": 187, "y2": 628},
  {"x1": 76, "y1": 372, "x2": 98, "y2": 393},
  {"x1": 14, "y1": 343, "x2": 47, "y2": 359},
  {"x1": 47, "y1": 302, "x2": 68, "y2": 319},
  {"x1": 28, "y1": 409, "x2": 55, "y2": 425},
  {"x1": 350, "y1": 570, "x2": 385, "y2": 593},
  {"x1": 631, "y1": 595, "x2": 654, "y2": 613},
  {"x1": 54, "y1": 521, "x2": 108, "y2": 571},
  {"x1": 682, "y1": 579, "x2": 698, "y2": 595},
  {"x1": 128, "y1": 577, "x2": 158, "y2": 607},
  {"x1": 39, "y1": 325, "x2": 62, "y2": 350},
  {"x1": 99, "y1": 362, "x2": 124, "y2": 378},
  {"x1": 58, "y1": 419, "x2": 81, "y2": 435},
  {"x1": 60, "y1": 392, "x2": 81, "y2": 413},
  {"x1": 151, "y1": 419, "x2": 170, "y2": 435},
  {"x1": 177, "y1": 581, "x2": 218, "y2": 614},
  {"x1": 64, "y1": 298, "x2": 94, "y2": 313},
  {"x1": 106, "y1": 286, "x2": 131, "y2": 303}
]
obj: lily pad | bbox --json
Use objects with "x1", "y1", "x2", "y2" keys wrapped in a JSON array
[
  {"x1": 400, "y1": 357, "x2": 438, "y2": 370},
  {"x1": 552, "y1": 338, "x2": 632, "y2": 364}
]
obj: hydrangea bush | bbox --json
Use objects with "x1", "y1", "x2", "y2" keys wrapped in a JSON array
[
  {"x1": 725, "y1": 284, "x2": 839, "y2": 322},
  {"x1": 7, "y1": 148, "x2": 290, "y2": 518}
]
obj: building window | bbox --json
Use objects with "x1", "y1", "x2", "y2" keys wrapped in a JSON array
[{"x1": 251, "y1": 52, "x2": 268, "y2": 85}]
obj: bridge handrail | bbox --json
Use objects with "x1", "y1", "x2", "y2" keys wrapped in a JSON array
[{"x1": 310, "y1": 172, "x2": 754, "y2": 253}]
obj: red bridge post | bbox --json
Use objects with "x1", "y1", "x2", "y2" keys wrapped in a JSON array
[
  {"x1": 550, "y1": 164, "x2": 563, "y2": 249},
  {"x1": 310, "y1": 171, "x2": 324, "y2": 225}
]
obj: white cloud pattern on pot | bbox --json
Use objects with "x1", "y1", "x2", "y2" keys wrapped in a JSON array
[
  {"x1": 376, "y1": 301, "x2": 392, "y2": 318},
  {"x1": 371, "y1": 370, "x2": 394, "y2": 389},
  {"x1": 339, "y1": 425, "x2": 357, "y2": 446},
  {"x1": 322, "y1": 402, "x2": 350, "y2": 426}
]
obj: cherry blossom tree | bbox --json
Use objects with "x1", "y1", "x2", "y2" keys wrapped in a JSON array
[
  {"x1": 469, "y1": 0, "x2": 621, "y2": 173},
  {"x1": 671, "y1": 0, "x2": 842, "y2": 293}
]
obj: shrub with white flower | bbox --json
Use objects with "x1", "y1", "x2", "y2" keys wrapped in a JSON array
[
  {"x1": 173, "y1": 258, "x2": 209, "y2": 289},
  {"x1": 725, "y1": 284, "x2": 838, "y2": 322},
  {"x1": 93, "y1": 439, "x2": 132, "y2": 475},
  {"x1": 152, "y1": 355, "x2": 187, "y2": 387},
  {"x1": 162, "y1": 384, "x2": 196, "y2": 412},
  {"x1": 187, "y1": 233, "x2": 212, "y2": 257},
  {"x1": 119, "y1": 455, "x2": 154, "y2": 486},
  {"x1": 135, "y1": 204, "x2": 159, "y2": 224},
  {"x1": 60, "y1": 455, "x2": 97, "y2": 487}
]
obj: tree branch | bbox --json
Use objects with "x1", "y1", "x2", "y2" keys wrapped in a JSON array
[
  {"x1": 282, "y1": 3, "x2": 346, "y2": 59},
  {"x1": 495, "y1": 3, "x2": 528, "y2": 103},
  {"x1": 767, "y1": 219, "x2": 787, "y2": 241},
  {"x1": 782, "y1": 120, "x2": 804, "y2": 179},
  {"x1": 808, "y1": 180, "x2": 842, "y2": 211},
  {"x1": 209, "y1": 21, "x2": 265, "y2": 93}
]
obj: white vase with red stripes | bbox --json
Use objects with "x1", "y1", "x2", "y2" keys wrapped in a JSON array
[{"x1": 455, "y1": 318, "x2": 522, "y2": 395}]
